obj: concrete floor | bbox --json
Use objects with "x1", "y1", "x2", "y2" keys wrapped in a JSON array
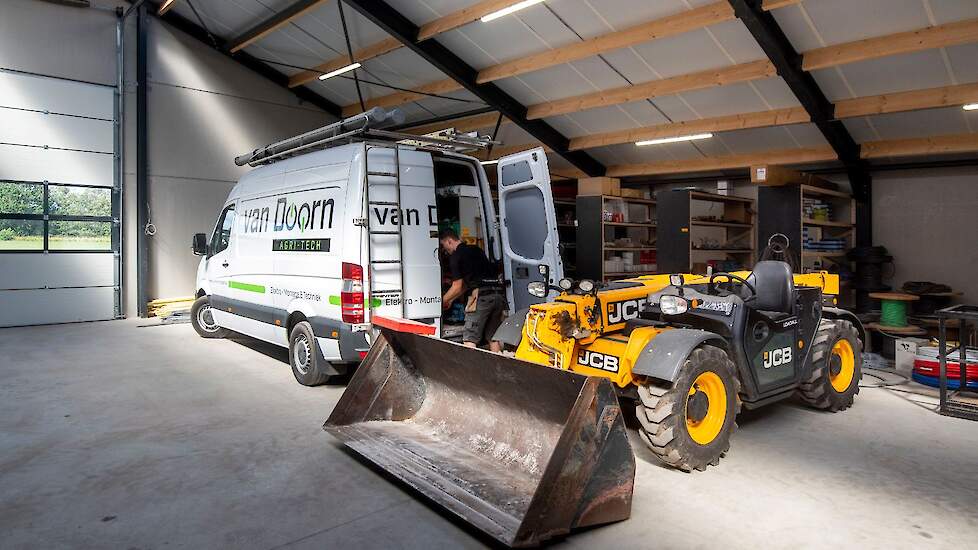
[{"x1": 2, "y1": 319, "x2": 978, "y2": 549}]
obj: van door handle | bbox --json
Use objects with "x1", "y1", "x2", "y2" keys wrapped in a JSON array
[{"x1": 222, "y1": 261, "x2": 229, "y2": 268}]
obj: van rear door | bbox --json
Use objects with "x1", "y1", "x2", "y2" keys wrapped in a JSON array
[
  {"x1": 496, "y1": 147, "x2": 563, "y2": 311},
  {"x1": 363, "y1": 146, "x2": 442, "y2": 322}
]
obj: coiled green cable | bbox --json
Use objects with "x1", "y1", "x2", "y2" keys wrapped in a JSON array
[{"x1": 880, "y1": 299, "x2": 908, "y2": 327}]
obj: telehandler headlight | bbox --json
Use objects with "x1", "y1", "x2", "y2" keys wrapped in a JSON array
[
  {"x1": 558, "y1": 278, "x2": 573, "y2": 290},
  {"x1": 660, "y1": 295, "x2": 688, "y2": 315},
  {"x1": 528, "y1": 281, "x2": 548, "y2": 298},
  {"x1": 669, "y1": 274, "x2": 684, "y2": 287},
  {"x1": 578, "y1": 279, "x2": 595, "y2": 293}
]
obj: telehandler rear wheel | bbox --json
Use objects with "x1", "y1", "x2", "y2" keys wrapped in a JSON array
[
  {"x1": 635, "y1": 344, "x2": 740, "y2": 472},
  {"x1": 798, "y1": 319, "x2": 861, "y2": 411}
]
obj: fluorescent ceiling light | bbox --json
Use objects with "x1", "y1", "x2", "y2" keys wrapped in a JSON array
[
  {"x1": 158, "y1": 0, "x2": 178, "y2": 15},
  {"x1": 964, "y1": 103, "x2": 978, "y2": 111},
  {"x1": 319, "y1": 63, "x2": 361, "y2": 81},
  {"x1": 480, "y1": 160, "x2": 499, "y2": 165},
  {"x1": 636, "y1": 133, "x2": 714, "y2": 146},
  {"x1": 481, "y1": 0, "x2": 546, "y2": 23}
]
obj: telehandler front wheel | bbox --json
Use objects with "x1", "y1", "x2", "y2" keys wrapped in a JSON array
[
  {"x1": 797, "y1": 319, "x2": 862, "y2": 411},
  {"x1": 635, "y1": 344, "x2": 741, "y2": 472}
]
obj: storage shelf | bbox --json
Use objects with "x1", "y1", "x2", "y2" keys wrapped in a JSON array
[
  {"x1": 803, "y1": 218, "x2": 853, "y2": 228},
  {"x1": 689, "y1": 191, "x2": 752, "y2": 204},
  {"x1": 604, "y1": 221, "x2": 656, "y2": 227},
  {"x1": 605, "y1": 246, "x2": 656, "y2": 251},
  {"x1": 604, "y1": 195, "x2": 656, "y2": 205},
  {"x1": 801, "y1": 185, "x2": 852, "y2": 199},
  {"x1": 691, "y1": 248, "x2": 753, "y2": 253},
  {"x1": 691, "y1": 220, "x2": 753, "y2": 228}
]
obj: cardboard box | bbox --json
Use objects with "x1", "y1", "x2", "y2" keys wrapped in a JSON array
[
  {"x1": 895, "y1": 337, "x2": 930, "y2": 375},
  {"x1": 620, "y1": 188, "x2": 645, "y2": 199},
  {"x1": 579, "y1": 177, "x2": 620, "y2": 196}
]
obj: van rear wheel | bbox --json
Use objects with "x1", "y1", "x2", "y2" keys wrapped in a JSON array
[
  {"x1": 290, "y1": 321, "x2": 331, "y2": 386},
  {"x1": 191, "y1": 296, "x2": 229, "y2": 339}
]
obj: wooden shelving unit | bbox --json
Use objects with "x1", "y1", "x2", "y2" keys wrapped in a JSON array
[
  {"x1": 577, "y1": 195, "x2": 657, "y2": 280},
  {"x1": 758, "y1": 184, "x2": 856, "y2": 306},
  {"x1": 656, "y1": 189, "x2": 756, "y2": 273}
]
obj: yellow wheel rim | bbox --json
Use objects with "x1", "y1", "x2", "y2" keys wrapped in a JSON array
[
  {"x1": 685, "y1": 371, "x2": 727, "y2": 445},
  {"x1": 829, "y1": 339, "x2": 856, "y2": 393}
]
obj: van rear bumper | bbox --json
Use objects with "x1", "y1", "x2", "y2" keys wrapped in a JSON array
[{"x1": 309, "y1": 316, "x2": 369, "y2": 363}]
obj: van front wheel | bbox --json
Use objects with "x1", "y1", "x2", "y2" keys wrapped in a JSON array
[
  {"x1": 289, "y1": 321, "x2": 331, "y2": 386},
  {"x1": 191, "y1": 296, "x2": 229, "y2": 339}
]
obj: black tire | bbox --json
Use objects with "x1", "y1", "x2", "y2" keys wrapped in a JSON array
[
  {"x1": 635, "y1": 344, "x2": 741, "y2": 472},
  {"x1": 289, "y1": 321, "x2": 331, "y2": 386},
  {"x1": 797, "y1": 319, "x2": 861, "y2": 411},
  {"x1": 191, "y1": 296, "x2": 229, "y2": 339}
]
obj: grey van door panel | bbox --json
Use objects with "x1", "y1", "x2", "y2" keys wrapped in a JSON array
[{"x1": 496, "y1": 148, "x2": 563, "y2": 311}]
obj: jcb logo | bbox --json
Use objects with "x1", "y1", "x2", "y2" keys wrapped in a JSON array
[
  {"x1": 607, "y1": 298, "x2": 647, "y2": 324},
  {"x1": 763, "y1": 347, "x2": 792, "y2": 369},
  {"x1": 577, "y1": 350, "x2": 620, "y2": 373}
]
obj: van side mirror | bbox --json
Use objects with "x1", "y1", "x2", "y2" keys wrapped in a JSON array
[{"x1": 192, "y1": 233, "x2": 208, "y2": 256}]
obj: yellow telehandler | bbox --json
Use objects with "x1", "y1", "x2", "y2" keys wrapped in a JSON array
[{"x1": 325, "y1": 262, "x2": 863, "y2": 546}]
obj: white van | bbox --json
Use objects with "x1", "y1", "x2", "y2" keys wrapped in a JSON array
[{"x1": 190, "y1": 116, "x2": 564, "y2": 386}]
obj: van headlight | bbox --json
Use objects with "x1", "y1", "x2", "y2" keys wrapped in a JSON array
[
  {"x1": 660, "y1": 295, "x2": 688, "y2": 315},
  {"x1": 527, "y1": 281, "x2": 547, "y2": 298}
]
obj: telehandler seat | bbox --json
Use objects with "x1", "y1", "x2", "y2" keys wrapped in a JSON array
[{"x1": 746, "y1": 260, "x2": 796, "y2": 315}]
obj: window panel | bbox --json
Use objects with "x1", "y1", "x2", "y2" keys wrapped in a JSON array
[
  {"x1": 48, "y1": 185, "x2": 111, "y2": 217},
  {"x1": 0, "y1": 219, "x2": 44, "y2": 250},
  {"x1": 0, "y1": 181, "x2": 44, "y2": 215},
  {"x1": 48, "y1": 220, "x2": 112, "y2": 251}
]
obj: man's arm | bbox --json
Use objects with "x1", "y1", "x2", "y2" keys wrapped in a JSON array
[{"x1": 443, "y1": 279, "x2": 466, "y2": 309}]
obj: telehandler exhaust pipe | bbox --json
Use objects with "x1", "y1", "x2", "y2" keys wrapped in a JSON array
[{"x1": 324, "y1": 327, "x2": 635, "y2": 547}]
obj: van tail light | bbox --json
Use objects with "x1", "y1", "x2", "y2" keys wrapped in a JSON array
[{"x1": 341, "y1": 262, "x2": 365, "y2": 324}]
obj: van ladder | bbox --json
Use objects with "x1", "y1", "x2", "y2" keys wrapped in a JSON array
[{"x1": 363, "y1": 143, "x2": 407, "y2": 320}]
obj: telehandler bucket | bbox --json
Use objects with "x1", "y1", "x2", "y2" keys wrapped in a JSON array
[{"x1": 324, "y1": 327, "x2": 635, "y2": 547}]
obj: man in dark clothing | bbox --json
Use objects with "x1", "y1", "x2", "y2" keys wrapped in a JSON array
[{"x1": 439, "y1": 228, "x2": 506, "y2": 351}]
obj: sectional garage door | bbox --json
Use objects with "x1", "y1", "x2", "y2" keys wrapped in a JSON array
[{"x1": 0, "y1": 70, "x2": 119, "y2": 327}]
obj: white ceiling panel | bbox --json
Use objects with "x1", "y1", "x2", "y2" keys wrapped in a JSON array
[
  {"x1": 834, "y1": 50, "x2": 952, "y2": 97},
  {"x1": 433, "y1": 30, "x2": 499, "y2": 69},
  {"x1": 809, "y1": 68, "x2": 857, "y2": 102},
  {"x1": 946, "y1": 43, "x2": 978, "y2": 83},
  {"x1": 918, "y1": 0, "x2": 978, "y2": 24},
  {"x1": 548, "y1": 0, "x2": 690, "y2": 39},
  {"x1": 492, "y1": 77, "x2": 550, "y2": 105},
  {"x1": 628, "y1": 29, "x2": 738, "y2": 78},
  {"x1": 749, "y1": 77, "x2": 803, "y2": 109},
  {"x1": 800, "y1": 0, "x2": 929, "y2": 46},
  {"x1": 645, "y1": 94, "x2": 700, "y2": 122},
  {"x1": 782, "y1": 124, "x2": 830, "y2": 147},
  {"x1": 386, "y1": 0, "x2": 479, "y2": 25},
  {"x1": 699, "y1": 19, "x2": 767, "y2": 63},
  {"x1": 859, "y1": 107, "x2": 974, "y2": 140},
  {"x1": 769, "y1": 4, "x2": 822, "y2": 52},
  {"x1": 615, "y1": 101, "x2": 677, "y2": 127},
  {"x1": 679, "y1": 82, "x2": 778, "y2": 118},
  {"x1": 842, "y1": 118, "x2": 881, "y2": 143},
  {"x1": 297, "y1": 1, "x2": 391, "y2": 52},
  {"x1": 553, "y1": 105, "x2": 652, "y2": 137}
]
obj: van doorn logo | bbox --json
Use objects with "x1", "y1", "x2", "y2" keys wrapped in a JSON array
[{"x1": 243, "y1": 197, "x2": 335, "y2": 233}]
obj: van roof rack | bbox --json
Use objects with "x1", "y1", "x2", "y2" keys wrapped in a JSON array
[{"x1": 234, "y1": 107, "x2": 492, "y2": 167}]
